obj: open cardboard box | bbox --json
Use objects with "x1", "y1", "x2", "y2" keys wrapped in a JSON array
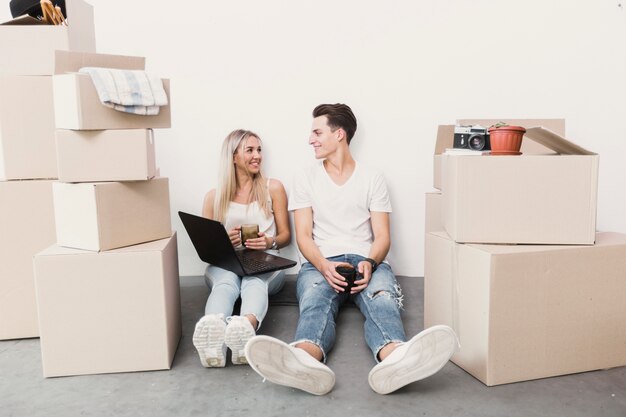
[
  {"x1": 0, "y1": 180, "x2": 56, "y2": 340},
  {"x1": 53, "y1": 177, "x2": 172, "y2": 251},
  {"x1": 433, "y1": 119, "x2": 566, "y2": 190},
  {"x1": 0, "y1": 0, "x2": 96, "y2": 75},
  {"x1": 34, "y1": 233, "x2": 181, "y2": 377},
  {"x1": 53, "y1": 74, "x2": 172, "y2": 130},
  {"x1": 56, "y1": 129, "x2": 157, "y2": 182},
  {"x1": 424, "y1": 231, "x2": 626, "y2": 386},
  {"x1": 442, "y1": 126, "x2": 598, "y2": 245},
  {"x1": 0, "y1": 51, "x2": 146, "y2": 181}
]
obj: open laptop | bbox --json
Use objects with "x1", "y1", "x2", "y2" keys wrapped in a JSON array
[{"x1": 178, "y1": 211, "x2": 297, "y2": 276}]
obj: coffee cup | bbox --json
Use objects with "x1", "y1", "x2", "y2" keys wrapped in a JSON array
[
  {"x1": 335, "y1": 264, "x2": 357, "y2": 293},
  {"x1": 241, "y1": 224, "x2": 259, "y2": 246}
]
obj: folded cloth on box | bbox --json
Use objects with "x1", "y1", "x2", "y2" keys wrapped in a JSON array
[{"x1": 79, "y1": 67, "x2": 168, "y2": 115}]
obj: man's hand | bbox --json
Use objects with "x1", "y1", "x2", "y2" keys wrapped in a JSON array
[
  {"x1": 228, "y1": 226, "x2": 242, "y2": 247},
  {"x1": 351, "y1": 260, "x2": 373, "y2": 294},
  {"x1": 319, "y1": 260, "x2": 353, "y2": 293}
]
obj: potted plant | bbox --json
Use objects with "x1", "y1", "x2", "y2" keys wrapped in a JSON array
[{"x1": 488, "y1": 122, "x2": 526, "y2": 155}]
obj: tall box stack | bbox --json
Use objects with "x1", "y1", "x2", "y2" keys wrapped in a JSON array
[
  {"x1": 0, "y1": 0, "x2": 96, "y2": 340},
  {"x1": 424, "y1": 119, "x2": 626, "y2": 386},
  {"x1": 28, "y1": 6, "x2": 181, "y2": 377}
]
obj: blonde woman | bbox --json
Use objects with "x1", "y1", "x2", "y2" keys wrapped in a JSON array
[{"x1": 193, "y1": 129, "x2": 291, "y2": 368}]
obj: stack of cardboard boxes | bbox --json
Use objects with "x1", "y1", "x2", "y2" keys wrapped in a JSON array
[
  {"x1": 1, "y1": 0, "x2": 181, "y2": 377},
  {"x1": 0, "y1": 0, "x2": 97, "y2": 341},
  {"x1": 425, "y1": 119, "x2": 626, "y2": 386}
]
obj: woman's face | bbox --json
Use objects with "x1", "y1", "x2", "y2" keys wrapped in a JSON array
[{"x1": 234, "y1": 135, "x2": 262, "y2": 175}]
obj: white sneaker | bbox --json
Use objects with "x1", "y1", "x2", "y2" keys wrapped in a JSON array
[
  {"x1": 368, "y1": 325, "x2": 458, "y2": 394},
  {"x1": 244, "y1": 335, "x2": 335, "y2": 395},
  {"x1": 192, "y1": 314, "x2": 227, "y2": 368},
  {"x1": 225, "y1": 316, "x2": 256, "y2": 365}
]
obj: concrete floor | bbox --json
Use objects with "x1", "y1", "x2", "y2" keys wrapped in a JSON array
[{"x1": 1, "y1": 276, "x2": 624, "y2": 417}]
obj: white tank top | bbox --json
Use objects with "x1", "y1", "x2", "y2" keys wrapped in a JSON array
[{"x1": 223, "y1": 180, "x2": 276, "y2": 241}]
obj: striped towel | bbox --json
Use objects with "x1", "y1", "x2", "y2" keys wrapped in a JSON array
[{"x1": 79, "y1": 67, "x2": 168, "y2": 115}]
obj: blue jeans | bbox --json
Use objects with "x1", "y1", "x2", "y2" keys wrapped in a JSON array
[
  {"x1": 204, "y1": 264, "x2": 285, "y2": 328},
  {"x1": 294, "y1": 254, "x2": 406, "y2": 362}
]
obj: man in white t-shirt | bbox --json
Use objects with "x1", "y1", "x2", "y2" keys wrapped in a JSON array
[{"x1": 244, "y1": 103, "x2": 457, "y2": 395}]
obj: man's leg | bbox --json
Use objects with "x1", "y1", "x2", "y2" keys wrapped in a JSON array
[
  {"x1": 353, "y1": 263, "x2": 458, "y2": 394},
  {"x1": 245, "y1": 260, "x2": 343, "y2": 395}
]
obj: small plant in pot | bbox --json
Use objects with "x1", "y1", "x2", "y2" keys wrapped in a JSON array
[{"x1": 488, "y1": 122, "x2": 526, "y2": 155}]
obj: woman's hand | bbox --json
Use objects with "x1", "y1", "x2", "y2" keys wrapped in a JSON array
[
  {"x1": 228, "y1": 226, "x2": 242, "y2": 247},
  {"x1": 244, "y1": 231, "x2": 271, "y2": 251}
]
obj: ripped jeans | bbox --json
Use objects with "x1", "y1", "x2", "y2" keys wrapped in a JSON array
[{"x1": 294, "y1": 254, "x2": 406, "y2": 363}]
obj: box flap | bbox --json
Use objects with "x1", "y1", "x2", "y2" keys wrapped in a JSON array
[
  {"x1": 66, "y1": 0, "x2": 96, "y2": 53},
  {"x1": 0, "y1": 15, "x2": 47, "y2": 25},
  {"x1": 434, "y1": 125, "x2": 454, "y2": 155},
  {"x1": 524, "y1": 127, "x2": 595, "y2": 155},
  {"x1": 55, "y1": 51, "x2": 146, "y2": 74}
]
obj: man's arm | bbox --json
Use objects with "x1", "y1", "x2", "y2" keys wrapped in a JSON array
[
  {"x1": 294, "y1": 207, "x2": 350, "y2": 292},
  {"x1": 352, "y1": 211, "x2": 391, "y2": 293}
]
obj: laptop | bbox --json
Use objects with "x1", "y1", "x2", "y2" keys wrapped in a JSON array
[{"x1": 178, "y1": 211, "x2": 297, "y2": 276}]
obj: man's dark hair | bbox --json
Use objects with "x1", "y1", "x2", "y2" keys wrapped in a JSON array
[{"x1": 312, "y1": 103, "x2": 357, "y2": 144}]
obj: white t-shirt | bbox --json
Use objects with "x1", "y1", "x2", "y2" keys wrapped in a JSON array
[
  {"x1": 289, "y1": 160, "x2": 392, "y2": 261},
  {"x1": 223, "y1": 180, "x2": 276, "y2": 248}
]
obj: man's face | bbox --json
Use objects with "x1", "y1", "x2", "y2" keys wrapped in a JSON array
[{"x1": 309, "y1": 116, "x2": 340, "y2": 159}]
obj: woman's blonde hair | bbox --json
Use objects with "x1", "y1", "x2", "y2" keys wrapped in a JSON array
[{"x1": 213, "y1": 129, "x2": 271, "y2": 223}]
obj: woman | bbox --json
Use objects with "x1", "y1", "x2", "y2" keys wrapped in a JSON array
[{"x1": 192, "y1": 129, "x2": 291, "y2": 368}]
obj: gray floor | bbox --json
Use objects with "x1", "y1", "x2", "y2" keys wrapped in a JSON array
[{"x1": 1, "y1": 276, "x2": 624, "y2": 417}]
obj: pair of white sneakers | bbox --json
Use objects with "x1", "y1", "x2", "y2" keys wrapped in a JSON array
[
  {"x1": 244, "y1": 325, "x2": 458, "y2": 395},
  {"x1": 192, "y1": 314, "x2": 256, "y2": 367}
]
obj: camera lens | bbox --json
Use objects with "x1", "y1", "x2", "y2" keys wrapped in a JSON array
[{"x1": 468, "y1": 134, "x2": 486, "y2": 150}]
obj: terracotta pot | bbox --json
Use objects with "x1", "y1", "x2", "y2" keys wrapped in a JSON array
[{"x1": 488, "y1": 125, "x2": 526, "y2": 155}]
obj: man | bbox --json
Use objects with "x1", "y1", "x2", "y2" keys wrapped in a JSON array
[{"x1": 244, "y1": 103, "x2": 457, "y2": 395}]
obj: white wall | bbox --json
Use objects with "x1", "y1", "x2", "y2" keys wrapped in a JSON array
[{"x1": 4, "y1": 0, "x2": 625, "y2": 276}]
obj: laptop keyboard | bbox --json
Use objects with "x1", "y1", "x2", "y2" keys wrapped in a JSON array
[{"x1": 237, "y1": 253, "x2": 269, "y2": 272}]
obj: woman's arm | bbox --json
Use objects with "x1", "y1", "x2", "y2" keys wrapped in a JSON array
[{"x1": 267, "y1": 178, "x2": 291, "y2": 249}]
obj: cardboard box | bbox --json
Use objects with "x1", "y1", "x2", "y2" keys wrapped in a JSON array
[
  {"x1": 0, "y1": 76, "x2": 56, "y2": 180},
  {"x1": 34, "y1": 234, "x2": 181, "y2": 377},
  {"x1": 442, "y1": 127, "x2": 598, "y2": 245},
  {"x1": 56, "y1": 129, "x2": 157, "y2": 182},
  {"x1": 0, "y1": 0, "x2": 96, "y2": 76},
  {"x1": 424, "y1": 231, "x2": 626, "y2": 386},
  {"x1": 0, "y1": 180, "x2": 56, "y2": 340},
  {"x1": 425, "y1": 191, "x2": 442, "y2": 233},
  {"x1": 53, "y1": 50, "x2": 146, "y2": 74},
  {"x1": 53, "y1": 178, "x2": 172, "y2": 251},
  {"x1": 53, "y1": 74, "x2": 172, "y2": 130},
  {"x1": 433, "y1": 119, "x2": 566, "y2": 190}
]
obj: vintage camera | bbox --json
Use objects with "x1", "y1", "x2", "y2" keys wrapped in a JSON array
[{"x1": 453, "y1": 125, "x2": 491, "y2": 151}]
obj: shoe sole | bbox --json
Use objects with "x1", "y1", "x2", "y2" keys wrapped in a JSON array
[
  {"x1": 192, "y1": 316, "x2": 226, "y2": 368},
  {"x1": 368, "y1": 325, "x2": 457, "y2": 394},
  {"x1": 225, "y1": 320, "x2": 255, "y2": 365},
  {"x1": 245, "y1": 336, "x2": 335, "y2": 395}
]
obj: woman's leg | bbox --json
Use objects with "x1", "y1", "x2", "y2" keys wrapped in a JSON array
[
  {"x1": 203, "y1": 265, "x2": 241, "y2": 316},
  {"x1": 239, "y1": 270, "x2": 285, "y2": 328},
  {"x1": 193, "y1": 266, "x2": 242, "y2": 368},
  {"x1": 225, "y1": 270, "x2": 285, "y2": 365}
]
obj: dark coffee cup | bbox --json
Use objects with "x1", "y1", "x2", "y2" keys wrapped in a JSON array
[{"x1": 335, "y1": 264, "x2": 357, "y2": 293}]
